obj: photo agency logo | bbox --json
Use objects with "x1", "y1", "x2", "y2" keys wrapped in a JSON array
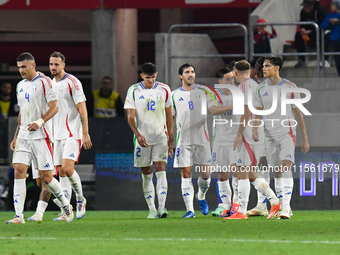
[{"x1": 202, "y1": 84, "x2": 312, "y2": 128}]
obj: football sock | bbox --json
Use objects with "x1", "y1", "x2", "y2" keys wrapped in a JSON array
[
  {"x1": 60, "y1": 176, "x2": 72, "y2": 202},
  {"x1": 232, "y1": 175, "x2": 239, "y2": 204},
  {"x1": 181, "y1": 177, "x2": 194, "y2": 212},
  {"x1": 252, "y1": 177, "x2": 279, "y2": 206},
  {"x1": 36, "y1": 200, "x2": 48, "y2": 217},
  {"x1": 218, "y1": 179, "x2": 232, "y2": 209},
  {"x1": 68, "y1": 170, "x2": 84, "y2": 201},
  {"x1": 13, "y1": 179, "x2": 26, "y2": 218},
  {"x1": 155, "y1": 171, "x2": 168, "y2": 210},
  {"x1": 257, "y1": 171, "x2": 270, "y2": 210},
  {"x1": 53, "y1": 198, "x2": 62, "y2": 208},
  {"x1": 47, "y1": 178, "x2": 69, "y2": 207},
  {"x1": 142, "y1": 173, "x2": 156, "y2": 211},
  {"x1": 197, "y1": 176, "x2": 210, "y2": 200},
  {"x1": 238, "y1": 179, "x2": 250, "y2": 215},
  {"x1": 274, "y1": 177, "x2": 283, "y2": 205},
  {"x1": 282, "y1": 171, "x2": 294, "y2": 210}
]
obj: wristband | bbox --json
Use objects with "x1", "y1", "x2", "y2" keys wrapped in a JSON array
[{"x1": 32, "y1": 118, "x2": 45, "y2": 128}]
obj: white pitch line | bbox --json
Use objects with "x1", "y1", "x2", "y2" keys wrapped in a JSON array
[{"x1": 0, "y1": 237, "x2": 340, "y2": 244}]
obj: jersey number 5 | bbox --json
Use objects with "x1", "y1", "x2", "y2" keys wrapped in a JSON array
[{"x1": 147, "y1": 100, "x2": 155, "y2": 111}]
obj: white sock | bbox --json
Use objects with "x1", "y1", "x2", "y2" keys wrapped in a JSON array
[
  {"x1": 282, "y1": 171, "x2": 294, "y2": 210},
  {"x1": 155, "y1": 171, "x2": 168, "y2": 210},
  {"x1": 218, "y1": 179, "x2": 231, "y2": 210},
  {"x1": 197, "y1": 176, "x2": 210, "y2": 200},
  {"x1": 275, "y1": 177, "x2": 283, "y2": 205},
  {"x1": 257, "y1": 171, "x2": 270, "y2": 209},
  {"x1": 53, "y1": 198, "x2": 62, "y2": 208},
  {"x1": 142, "y1": 173, "x2": 156, "y2": 211},
  {"x1": 13, "y1": 179, "x2": 26, "y2": 218},
  {"x1": 252, "y1": 177, "x2": 279, "y2": 206},
  {"x1": 68, "y1": 170, "x2": 84, "y2": 201},
  {"x1": 60, "y1": 176, "x2": 72, "y2": 202},
  {"x1": 181, "y1": 177, "x2": 194, "y2": 212},
  {"x1": 47, "y1": 178, "x2": 69, "y2": 207},
  {"x1": 232, "y1": 175, "x2": 239, "y2": 204},
  {"x1": 238, "y1": 179, "x2": 250, "y2": 215},
  {"x1": 36, "y1": 201, "x2": 48, "y2": 216}
]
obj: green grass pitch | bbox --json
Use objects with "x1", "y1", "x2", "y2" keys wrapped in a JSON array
[{"x1": 1, "y1": 210, "x2": 340, "y2": 255}]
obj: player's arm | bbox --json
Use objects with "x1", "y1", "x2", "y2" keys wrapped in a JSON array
[
  {"x1": 165, "y1": 106, "x2": 174, "y2": 157},
  {"x1": 208, "y1": 104, "x2": 233, "y2": 115},
  {"x1": 126, "y1": 108, "x2": 148, "y2": 147},
  {"x1": 27, "y1": 100, "x2": 58, "y2": 131},
  {"x1": 293, "y1": 107, "x2": 310, "y2": 154},
  {"x1": 233, "y1": 105, "x2": 250, "y2": 150},
  {"x1": 77, "y1": 101, "x2": 92, "y2": 150},
  {"x1": 10, "y1": 110, "x2": 21, "y2": 151},
  {"x1": 252, "y1": 106, "x2": 263, "y2": 142}
]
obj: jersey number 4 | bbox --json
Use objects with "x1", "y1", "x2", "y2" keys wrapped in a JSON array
[{"x1": 25, "y1": 92, "x2": 29, "y2": 102}]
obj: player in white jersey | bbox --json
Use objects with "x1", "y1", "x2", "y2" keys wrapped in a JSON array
[
  {"x1": 125, "y1": 63, "x2": 173, "y2": 219},
  {"x1": 27, "y1": 52, "x2": 92, "y2": 222},
  {"x1": 172, "y1": 63, "x2": 212, "y2": 218},
  {"x1": 253, "y1": 55, "x2": 310, "y2": 219},
  {"x1": 5, "y1": 52, "x2": 73, "y2": 224},
  {"x1": 209, "y1": 67, "x2": 240, "y2": 217},
  {"x1": 227, "y1": 60, "x2": 281, "y2": 220}
]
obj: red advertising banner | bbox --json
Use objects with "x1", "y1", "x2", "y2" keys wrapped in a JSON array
[{"x1": 0, "y1": 0, "x2": 261, "y2": 10}]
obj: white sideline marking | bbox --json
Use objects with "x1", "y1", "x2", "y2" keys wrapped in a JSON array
[{"x1": 0, "y1": 237, "x2": 340, "y2": 244}]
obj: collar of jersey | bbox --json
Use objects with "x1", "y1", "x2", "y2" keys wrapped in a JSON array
[
  {"x1": 26, "y1": 73, "x2": 41, "y2": 82},
  {"x1": 139, "y1": 81, "x2": 158, "y2": 90},
  {"x1": 179, "y1": 84, "x2": 197, "y2": 92},
  {"x1": 267, "y1": 78, "x2": 285, "y2": 86},
  {"x1": 60, "y1": 73, "x2": 69, "y2": 82}
]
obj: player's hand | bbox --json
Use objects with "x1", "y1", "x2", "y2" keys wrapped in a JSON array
[
  {"x1": 10, "y1": 137, "x2": 17, "y2": 151},
  {"x1": 252, "y1": 129, "x2": 259, "y2": 142},
  {"x1": 27, "y1": 122, "x2": 39, "y2": 131},
  {"x1": 300, "y1": 28, "x2": 307, "y2": 35},
  {"x1": 137, "y1": 135, "x2": 148, "y2": 147},
  {"x1": 329, "y1": 18, "x2": 339, "y2": 25},
  {"x1": 301, "y1": 138, "x2": 310, "y2": 154},
  {"x1": 168, "y1": 143, "x2": 174, "y2": 158},
  {"x1": 82, "y1": 133, "x2": 92, "y2": 150},
  {"x1": 233, "y1": 134, "x2": 242, "y2": 151}
]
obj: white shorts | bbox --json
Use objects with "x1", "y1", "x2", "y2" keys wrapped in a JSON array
[
  {"x1": 265, "y1": 133, "x2": 295, "y2": 167},
  {"x1": 134, "y1": 141, "x2": 168, "y2": 167},
  {"x1": 259, "y1": 143, "x2": 266, "y2": 157},
  {"x1": 13, "y1": 138, "x2": 54, "y2": 171},
  {"x1": 31, "y1": 161, "x2": 57, "y2": 179},
  {"x1": 236, "y1": 137, "x2": 262, "y2": 167},
  {"x1": 54, "y1": 137, "x2": 82, "y2": 166},
  {"x1": 212, "y1": 143, "x2": 237, "y2": 169},
  {"x1": 174, "y1": 143, "x2": 212, "y2": 168}
]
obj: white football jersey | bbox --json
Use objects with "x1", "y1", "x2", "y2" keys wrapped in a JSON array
[
  {"x1": 208, "y1": 88, "x2": 240, "y2": 146},
  {"x1": 172, "y1": 84, "x2": 215, "y2": 146},
  {"x1": 239, "y1": 79, "x2": 264, "y2": 145},
  {"x1": 124, "y1": 81, "x2": 172, "y2": 145},
  {"x1": 255, "y1": 78, "x2": 299, "y2": 139},
  {"x1": 53, "y1": 73, "x2": 86, "y2": 140},
  {"x1": 16, "y1": 73, "x2": 56, "y2": 140}
]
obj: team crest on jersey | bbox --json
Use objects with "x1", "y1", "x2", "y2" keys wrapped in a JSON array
[
  {"x1": 195, "y1": 92, "x2": 201, "y2": 99},
  {"x1": 32, "y1": 84, "x2": 37, "y2": 92},
  {"x1": 156, "y1": 93, "x2": 162, "y2": 100},
  {"x1": 59, "y1": 84, "x2": 63, "y2": 93}
]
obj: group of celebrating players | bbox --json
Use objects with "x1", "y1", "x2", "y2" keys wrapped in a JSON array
[{"x1": 125, "y1": 55, "x2": 309, "y2": 220}]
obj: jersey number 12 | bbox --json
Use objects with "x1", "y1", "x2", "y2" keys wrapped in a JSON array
[{"x1": 147, "y1": 101, "x2": 155, "y2": 111}]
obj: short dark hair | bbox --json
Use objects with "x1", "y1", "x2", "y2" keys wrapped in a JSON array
[
  {"x1": 50, "y1": 51, "x2": 65, "y2": 62},
  {"x1": 178, "y1": 63, "x2": 195, "y2": 75},
  {"x1": 255, "y1": 57, "x2": 266, "y2": 78},
  {"x1": 17, "y1": 52, "x2": 35, "y2": 62},
  {"x1": 141, "y1": 62, "x2": 157, "y2": 75},
  {"x1": 264, "y1": 55, "x2": 284, "y2": 70},
  {"x1": 216, "y1": 67, "x2": 232, "y2": 79},
  {"x1": 234, "y1": 60, "x2": 250, "y2": 72},
  {"x1": 102, "y1": 76, "x2": 112, "y2": 82}
]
